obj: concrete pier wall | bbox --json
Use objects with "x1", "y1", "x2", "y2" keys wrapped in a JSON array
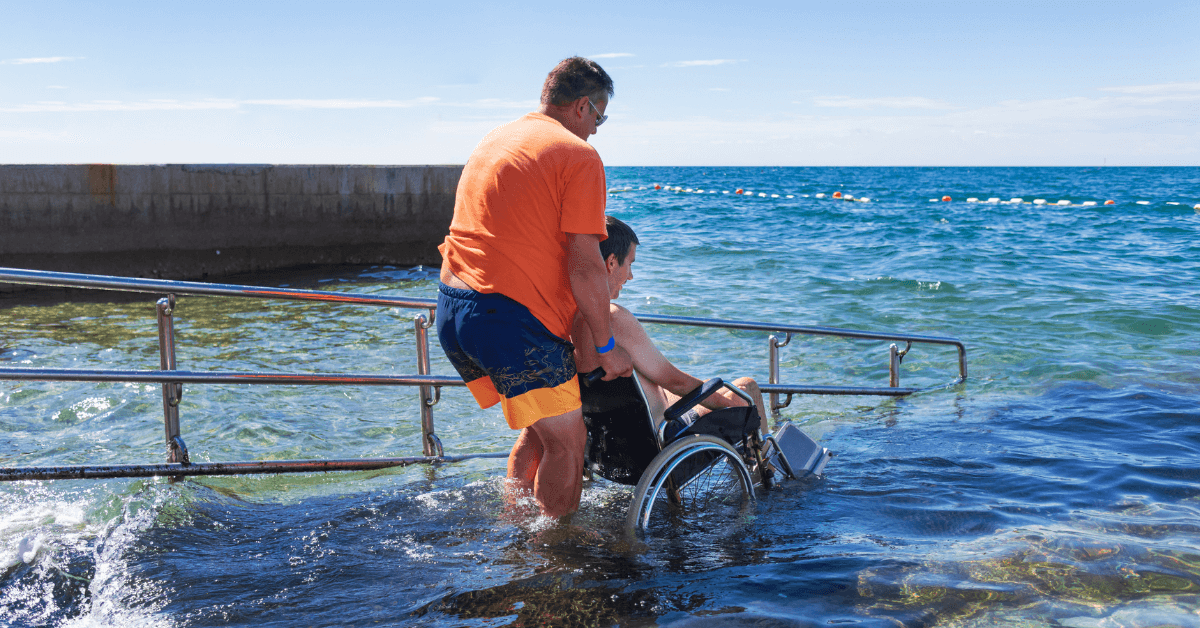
[{"x1": 0, "y1": 164, "x2": 462, "y2": 291}]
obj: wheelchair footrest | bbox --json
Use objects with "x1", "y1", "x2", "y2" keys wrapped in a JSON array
[{"x1": 766, "y1": 422, "x2": 832, "y2": 478}]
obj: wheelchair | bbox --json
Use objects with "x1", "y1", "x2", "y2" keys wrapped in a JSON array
[{"x1": 580, "y1": 370, "x2": 832, "y2": 534}]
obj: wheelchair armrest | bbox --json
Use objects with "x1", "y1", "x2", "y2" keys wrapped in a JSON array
[{"x1": 664, "y1": 377, "x2": 724, "y2": 422}]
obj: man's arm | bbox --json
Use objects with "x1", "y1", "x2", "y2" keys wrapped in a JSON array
[
  {"x1": 609, "y1": 305, "x2": 700, "y2": 395},
  {"x1": 566, "y1": 232, "x2": 632, "y2": 380},
  {"x1": 609, "y1": 305, "x2": 749, "y2": 411}
]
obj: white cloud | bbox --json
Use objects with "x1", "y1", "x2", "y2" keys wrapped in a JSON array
[
  {"x1": 589, "y1": 53, "x2": 634, "y2": 59},
  {"x1": 0, "y1": 96, "x2": 541, "y2": 114},
  {"x1": 812, "y1": 96, "x2": 957, "y2": 110},
  {"x1": 0, "y1": 127, "x2": 72, "y2": 141},
  {"x1": 0, "y1": 99, "x2": 241, "y2": 113},
  {"x1": 1, "y1": 56, "x2": 80, "y2": 65},
  {"x1": 595, "y1": 87, "x2": 1199, "y2": 166},
  {"x1": 663, "y1": 59, "x2": 739, "y2": 68},
  {"x1": 1099, "y1": 81, "x2": 1200, "y2": 94},
  {"x1": 243, "y1": 97, "x2": 439, "y2": 109},
  {"x1": 447, "y1": 98, "x2": 539, "y2": 109}
]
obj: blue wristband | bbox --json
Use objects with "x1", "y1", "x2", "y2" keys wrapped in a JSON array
[{"x1": 595, "y1": 336, "x2": 616, "y2": 354}]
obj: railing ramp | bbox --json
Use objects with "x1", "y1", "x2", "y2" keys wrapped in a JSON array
[{"x1": 0, "y1": 267, "x2": 966, "y2": 482}]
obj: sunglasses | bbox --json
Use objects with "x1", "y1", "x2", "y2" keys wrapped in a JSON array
[{"x1": 588, "y1": 100, "x2": 608, "y2": 127}]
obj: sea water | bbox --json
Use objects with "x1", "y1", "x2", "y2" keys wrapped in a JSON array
[{"x1": 1, "y1": 167, "x2": 1198, "y2": 627}]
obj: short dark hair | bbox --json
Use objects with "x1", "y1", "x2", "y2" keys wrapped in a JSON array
[
  {"x1": 600, "y1": 215, "x2": 639, "y2": 264},
  {"x1": 541, "y1": 57, "x2": 614, "y2": 107}
]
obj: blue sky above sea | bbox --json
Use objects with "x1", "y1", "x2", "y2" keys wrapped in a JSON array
[{"x1": 2, "y1": 0, "x2": 1197, "y2": 166}]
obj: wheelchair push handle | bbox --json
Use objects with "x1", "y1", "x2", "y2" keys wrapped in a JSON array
[{"x1": 583, "y1": 367, "x2": 607, "y2": 385}]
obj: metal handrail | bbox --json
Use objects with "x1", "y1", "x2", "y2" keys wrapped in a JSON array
[
  {"x1": 633, "y1": 312, "x2": 967, "y2": 415},
  {"x1": 0, "y1": 267, "x2": 967, "y2": 480},
  {"x1": 0, "y1": 368, "x2": 465, "y2": 386},
  {"x1": 0, "y1": 266, "x2": 436, "y2": 308},
  {"x1": 0, "y1": 267, "x2": 472, "y2": 482}
]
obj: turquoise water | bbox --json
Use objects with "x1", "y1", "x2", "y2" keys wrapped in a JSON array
[{"x1": 2, "y1": 167, "x2": 1199, "y2": 626}]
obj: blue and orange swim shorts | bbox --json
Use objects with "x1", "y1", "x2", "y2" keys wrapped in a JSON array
[{"x1": 435, "y1": 284, "x2": 580, "y2": 430}]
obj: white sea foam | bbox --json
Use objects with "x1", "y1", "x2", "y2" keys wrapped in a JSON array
[{"x1": 0, "y1": 484, "x2": 174, "y2": 628}]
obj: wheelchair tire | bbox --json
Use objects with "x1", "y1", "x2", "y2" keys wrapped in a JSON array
[{"x1": 625, "y1": 435, "x2": 756, "y2": 534}]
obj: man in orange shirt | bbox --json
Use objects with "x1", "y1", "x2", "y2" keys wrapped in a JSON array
[{"x1": 436, "y1": 57, "x2": 633, "y2": 519}]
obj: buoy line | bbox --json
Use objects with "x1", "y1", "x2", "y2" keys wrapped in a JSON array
[
  {"x1": 607, "y1": 184, "x2": 870, "y2": 202},
  {"x1": 605, "y1": 184, "x2": 1197, "y2": 210}
]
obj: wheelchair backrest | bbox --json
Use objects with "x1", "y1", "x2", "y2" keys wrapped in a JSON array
[{"x1": 580, "y1": 372, "x2": 663, "y2": 486}]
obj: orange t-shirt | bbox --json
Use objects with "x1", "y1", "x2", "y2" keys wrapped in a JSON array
[{"x1": 439, "y1": 112, "x2": 608, "y2": 338}]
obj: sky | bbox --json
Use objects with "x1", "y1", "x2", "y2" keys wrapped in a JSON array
[{"x1": 2, "y1": 0, "x2": 1197, "y2": 166}]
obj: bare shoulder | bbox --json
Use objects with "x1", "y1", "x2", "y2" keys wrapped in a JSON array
[{"x1": 610, "y1": 303, "x2": 639, "y2": 328}]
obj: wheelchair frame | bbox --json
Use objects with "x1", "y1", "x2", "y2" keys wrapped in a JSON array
[{"x1": 581, "y1": 370, "x2": 827, "y2": 534}]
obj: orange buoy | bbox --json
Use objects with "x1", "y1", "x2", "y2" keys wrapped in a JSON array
[
  {"x1": 735, "y1": 188, "x2": 744, "y2": 195},
  {"x1": 941, "y1": 196, "x2": 952, "y2": 202},
  {"x1": 1104, "y1": 199, "x2": 1115, "y2": 205},
  {"x1": 832, "y1": 191, "x2": 843, "y2": 199},
  {"x1": 654, "y1": 184, "x2": 661, "y2": 190}
]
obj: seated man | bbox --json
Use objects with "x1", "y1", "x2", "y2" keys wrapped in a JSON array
[{"x1": 573, "y1": 216, "x2": 771, "y2": 436}]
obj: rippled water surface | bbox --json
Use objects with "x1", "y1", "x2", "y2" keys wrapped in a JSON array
[{"x1": 2, "y1": 167, "x2": 1199, "y2": 627}]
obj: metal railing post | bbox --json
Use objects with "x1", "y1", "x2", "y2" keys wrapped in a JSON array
[
  {"x1": 889, "y1": 343, "x2": 900, "y2": 388},
  {"x1": 957, "y1": 344, "x2": 968, "y2": 383},
  {"x1": 889, "y1": 341, "x2": 911, "y2": 389},
  {"x1": 156, "y1": 295, "x2": 186, "y2": 463},
  {"x1": 414, "y1": 310, "x2": 442, "y2": 457},
  {"x1": 768, "y1": 333, "x2": 793, "y2": 418}
]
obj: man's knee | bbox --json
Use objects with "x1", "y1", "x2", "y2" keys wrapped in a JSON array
[{"x1": 734, "y1": 376, "x2": 760, "y2": 392}]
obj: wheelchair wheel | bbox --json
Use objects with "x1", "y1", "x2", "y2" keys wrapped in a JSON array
[{"x1": 625, "y1": 435, "x2": 755, "y2": 533}]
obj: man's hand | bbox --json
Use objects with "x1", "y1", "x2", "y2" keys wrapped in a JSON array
[{"x1": 596, "y1": 344, "x2": 633, "y2": 380}]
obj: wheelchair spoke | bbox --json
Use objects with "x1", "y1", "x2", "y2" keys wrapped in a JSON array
[
  {"x1": 674, "y1": 455, "x2": 745, "y2": 511},
  {"x1": 626, "y1": 435, "x2": 755, "y2": 534}
]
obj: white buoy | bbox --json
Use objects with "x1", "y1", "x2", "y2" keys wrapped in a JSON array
[
  {"x1": 722, "y1": 191, "x2": 729, "y2": 194},
  {"x1": 758, "y1": 193, "x2": 767, "y2": 197},
  {"x1": 1057, "y1": 200, "x2": 1071, "y2": 205},
  {"x1": 987, "y1": 198, "x2": 1000, "y2": 203},
  {"x1": 859, "y1": 197, "x2": 871, "y2": 202},
  {"x1": 816, "y1": 193, "x2": 826, "y2": 199},
  {"x1": 967, "y1": 197, "x2": 979, "y2": 203},
  {"x1": 1136, "y1": 200, "x2": 1150, "y2": 205},
  {"x1": 1010, "y1": 198, "x2": 1023, "y2": 204},
  {"x1": 771, "y1": 194, "x2": 779, "y2": 198},
  {"x1": 1194, "y1": 204, "x2": 1200, "y2": 210},
  {"x1": 785, "y1": 195, "x2": 794, "y2": 198},
  {"x1": 1033, "y1": 199, "x2": 1047, "y2": 205},
  {"x1": 1082, "y1": 201, "x2": 1096, "y2": 206},
  {"x1": 1166, "y1": 202, "x2": 1179, "y2": 205}
]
